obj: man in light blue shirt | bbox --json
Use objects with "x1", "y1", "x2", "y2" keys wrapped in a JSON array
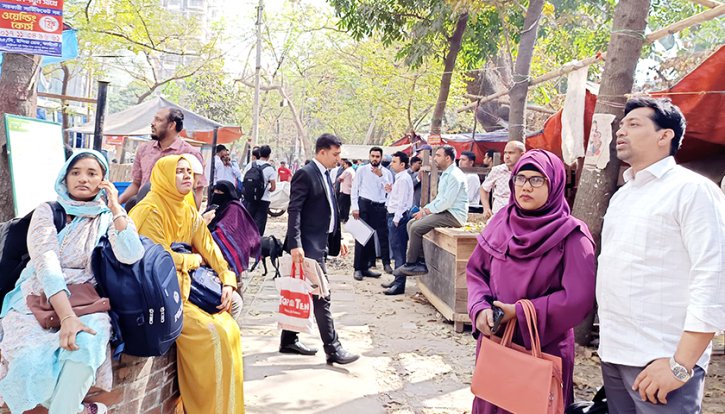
[{"x1": 397, "y1": 145, "x2": 468, "y2": 276}]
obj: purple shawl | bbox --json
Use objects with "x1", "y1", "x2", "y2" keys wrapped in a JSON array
[
  {"x1": 478, "y1": 149, "x2": 593, "y2": 260},
  {"x1": 209, "y1": 200, "x2": 261, "y2": 274}
]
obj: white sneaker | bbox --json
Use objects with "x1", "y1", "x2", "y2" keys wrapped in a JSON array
[{"x1": 83, "y1": 403, "x2": 108, "y2": 414}]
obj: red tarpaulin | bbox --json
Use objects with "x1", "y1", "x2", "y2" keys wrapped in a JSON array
[
  {"x1": 527, "y1": 45, "x2": 725, "y2": 165},
  {"x1": 651, "y1": 46, "x2": 725, "y2": 164},
  {"x1": 392, "y1": 133, "x2": 508, "y2": 165}
]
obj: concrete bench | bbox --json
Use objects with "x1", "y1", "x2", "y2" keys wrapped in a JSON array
[{"x1": 0, "y1": 345, "x2": 182, "y2": 414}]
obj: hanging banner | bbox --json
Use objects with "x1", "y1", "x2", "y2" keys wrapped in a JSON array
[
  {"x1": 428, "y1": 134, "x2": 441, "y2": 146},
  {"x1": 105, "y1": 135, "x2": 125, "y2": 146},
  {"x1": 583, "y1": 113, "x2": 616, "y2": 171},
  {"x1": 0, "y1": 0, "x2": 64, "y2": 57}
]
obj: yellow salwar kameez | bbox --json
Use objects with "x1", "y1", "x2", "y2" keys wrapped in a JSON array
[{"x1": 130, "y1": 155, "x2": 244, "y2": 414}]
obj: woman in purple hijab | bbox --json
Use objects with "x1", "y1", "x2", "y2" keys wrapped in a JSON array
[{"x1": 466, "y1": 149, "x2": 596, "y2": 413}]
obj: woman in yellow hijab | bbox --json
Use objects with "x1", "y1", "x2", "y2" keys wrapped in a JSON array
[{"x1": 129, "y1": 155, "x2": 243, "y2": 413}]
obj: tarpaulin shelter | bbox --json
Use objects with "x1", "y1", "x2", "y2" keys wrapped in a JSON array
[
  {"x1": 650, "y1": 45, "x2": 725, "y2": 164},
  {"x1": 392, "y1": 131, "x2": 509, "y2": 165},
  {"x1": 67, "y1": 97, "x2": 243, "y2": 145},
  {"x1": 527, "y1": 45, "x2": 725, "y2": 166}
]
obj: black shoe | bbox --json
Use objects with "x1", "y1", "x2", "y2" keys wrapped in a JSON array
[
  {"x1": 361, "y1": 269, "x2": 381, "y2": 278},
  {"x1": 354, "y1": 270, "x2": 364, "y2": 281},
  {"x1": 280, "y1": 341, "x2": 318, "y2": 356},
  {"x1": 326, "y1": 349, "x2": 360, "y2": 365},
  {"x1": 383, "y1": 264, "x2": 394, "y2": 274},
  {"x1": 384, "y1": 285, "x2": 405, "y2": 295},
  {"x1": 398, "y1": 263, "x2": 428, "y2": 276},
  {"x1": 393, "y1": 267, "x2": 406, "y2": 277},
  {"x1": 381, "y1": 280, "x2": 395, "y2": 288},
  {"x1": 383, "y1": 276, "x2": 406, "y2": 295}
]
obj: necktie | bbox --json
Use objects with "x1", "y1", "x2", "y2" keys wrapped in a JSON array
[{"x1": 325, "y1": 170, "x2": 338, "y2": 232}]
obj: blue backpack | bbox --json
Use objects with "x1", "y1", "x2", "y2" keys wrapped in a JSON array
[{"x1": 92, "y1": 235, "x2": 183, "y2": 358}]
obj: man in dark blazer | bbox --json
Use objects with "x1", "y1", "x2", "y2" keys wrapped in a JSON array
[{"x1": 281, "y1": 133, "x2": 359, "y2": 365}]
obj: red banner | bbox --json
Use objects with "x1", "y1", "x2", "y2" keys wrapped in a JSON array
[{"x1": 105, "y1": 135, "x2": 125, "y2": 146}]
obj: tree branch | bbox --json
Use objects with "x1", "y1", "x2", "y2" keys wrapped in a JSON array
[{"x1": 95, "y1": 30, "x2": 199, "y2": 56}]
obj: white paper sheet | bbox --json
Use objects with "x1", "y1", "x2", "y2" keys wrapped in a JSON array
[{"x1": 344, "y1": 218, "x2": 375, "y2": 246}]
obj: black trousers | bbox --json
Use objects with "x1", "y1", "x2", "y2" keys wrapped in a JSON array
[
  {"x1": 337, "y1": 193, "x2": 351, "y2": 223},
  {"x1": 280, "y1": 259, "x2": 341, "y2": 355},
  {"x1": 244, "y1": 199, "x2": 270, "y2": 236},
  {"x1": 353, "y1": 198, "x2": 390, "y2": 270}
]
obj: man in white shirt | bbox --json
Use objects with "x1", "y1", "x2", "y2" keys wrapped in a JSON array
[
  {"x1": 380, "y1": 151, "x2": 414, "y2": 295},
  {"x1": 205, "y1": 144, "x2": 242, "y2": 186},
  {"x1": 480, "y1": 141, "x2": 524, "y2": 219},
  {"x1": 597, "y1": 97, "x2": 725, "y2": 413},
  {"x1": 459, "y1": 151, "x2": 481, "y2": 209},
  {"x1": 351, "y1": 147, "x2": 395, "y2": 280},
  {"x1": 242, "y1": 145, "x2": 277, "y2": 236}
]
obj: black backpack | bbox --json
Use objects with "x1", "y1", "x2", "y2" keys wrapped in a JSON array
[
  {"x1": 242, "y1": 162, "x2": 271, "y2": 202},
  {"x1": 0, "y1": 202, "x2": 66, "y2": 305},
  {"x1": 92, "y1": 235, "x2": 183, "y2": 357}
]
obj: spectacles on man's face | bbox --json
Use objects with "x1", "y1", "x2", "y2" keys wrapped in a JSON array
[{"x1": 512, "y1": 174, "x2": 547, "y2": 188}]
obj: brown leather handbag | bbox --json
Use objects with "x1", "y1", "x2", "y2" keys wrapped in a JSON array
[
  {"x1": 471, "y1": 299, "x2": 564, "y2": 414},
  {"x1": 26, "y1": 283, "x2": 111, "y2": 329}
]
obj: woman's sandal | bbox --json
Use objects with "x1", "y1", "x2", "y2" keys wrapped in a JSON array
[{"x1": 83, "y1": 403, "x2": 108, "y2": 414}]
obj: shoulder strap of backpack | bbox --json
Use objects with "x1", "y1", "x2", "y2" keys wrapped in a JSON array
[{"x1": 46, "y1": 201, "x2": 67, "y2": 233}]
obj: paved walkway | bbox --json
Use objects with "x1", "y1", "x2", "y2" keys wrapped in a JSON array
[
  {"x1": 240, "y1": 272, "x2": 385, "y2": 413},
  {"x1": 239, "y1": 268, "x2": 475, "y2": 414}
]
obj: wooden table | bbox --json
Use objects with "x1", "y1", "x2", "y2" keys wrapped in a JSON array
[{"x1": 419, "y1": 227, "x2": 478, "y2": 332}]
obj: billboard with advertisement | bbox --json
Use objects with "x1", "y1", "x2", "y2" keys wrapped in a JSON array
[{"x1": 0, "y1": 0, "x2": 63, "y2": 56}]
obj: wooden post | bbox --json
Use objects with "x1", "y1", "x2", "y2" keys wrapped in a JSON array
[
  {"x1": 421, "y1": 150, "x2": 431, "y2": 206},
  {"x1": 430, "y1": 150, "x2": 439, "y2": 200}
]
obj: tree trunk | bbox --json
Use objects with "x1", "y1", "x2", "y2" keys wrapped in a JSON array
[
  {"x1": 507, "y1": 0, "x2": 545, "y2": 142},
  {"x1": 0, "y1": 53, "x2": 42, "y2": 220},
  {"x1": 61, "y1": 62, "x2": 71, "y2": 145},
  {"x1": 430, "y1": 12, "x2": 469, "y2": 136},
  {"x1": 571, "y1": 0, "x2": 652, "y2": 345}
]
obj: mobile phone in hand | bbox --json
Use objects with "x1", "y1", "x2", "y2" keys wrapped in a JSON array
[
  {"x1": 410, "y1": 206, "x2": 420, "y2": 214},
  {"x1": 491, "y1": 305, "x2": 504, "y2": 334}
]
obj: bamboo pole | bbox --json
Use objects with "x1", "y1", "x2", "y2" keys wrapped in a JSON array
[
  {"x1": 457, "y1": 54, "x2": 606, "y2": 112},
  {"x1": 458, "y1": 3, "x2": 725, "y2": 113},
  {"x1": 463, "y1": 93, "x2": 558, "y2": 114},
  {"x1": 688, "y1": 0, "x2": 722, "y2": 8},
  {"x1": 647, "y1": 4, "x2": 725, "y2": 42}
]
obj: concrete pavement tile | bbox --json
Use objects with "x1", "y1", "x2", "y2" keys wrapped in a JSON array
[{"x1": 242, "y1": 334, "x2": 384, "y2": 414}]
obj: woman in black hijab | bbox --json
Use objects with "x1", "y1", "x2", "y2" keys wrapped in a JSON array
[{"x1": 207, "y1": 180, "x2": 240, "y2": 228}]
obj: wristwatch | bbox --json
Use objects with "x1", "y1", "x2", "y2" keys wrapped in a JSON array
[{"x1": 669, "y1": 357, "x2": 693, "y2": 383}]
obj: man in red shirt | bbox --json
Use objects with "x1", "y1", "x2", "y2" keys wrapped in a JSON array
[
  {"x1": 277, "y1": 161, "x2": 293, "y2": 182},
  {"x1": 118, "y1": 107, "x2": 206, "y2": 209}
]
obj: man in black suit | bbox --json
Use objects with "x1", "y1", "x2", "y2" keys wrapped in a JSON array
[{"x1": 281, "y1": 133, "x2": 359, "y2": 365}]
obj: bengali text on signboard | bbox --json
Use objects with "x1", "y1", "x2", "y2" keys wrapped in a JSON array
[{"x1": 0, "y1": 0, "x2": 63, "y2": 56}]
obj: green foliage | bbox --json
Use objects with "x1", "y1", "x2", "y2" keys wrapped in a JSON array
[{"x1": 62, "y1": 0, "x2": 227, "y2": 103}]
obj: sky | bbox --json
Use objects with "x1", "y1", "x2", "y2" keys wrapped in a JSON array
[{"x1": 220, "y1": 0, "x2": 331, "y2": 77}]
